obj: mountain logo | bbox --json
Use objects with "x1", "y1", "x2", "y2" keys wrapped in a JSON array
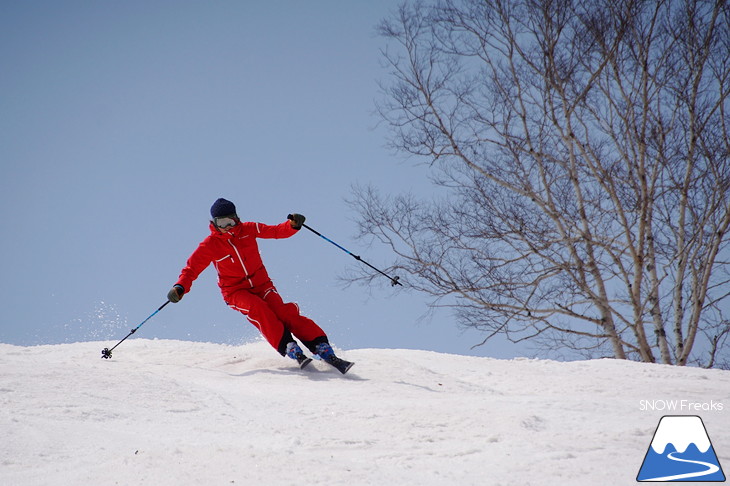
[{"x1": 637, "y1": 415, "x2": 725, "y2": 482}]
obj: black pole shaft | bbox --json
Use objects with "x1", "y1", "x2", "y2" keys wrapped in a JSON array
[
  {"x1": 101, "y1": 300, "x2": 170, "y2": 358},
  {"x1": 301, "y1": 223, "x2": 402, "y2": 287}
]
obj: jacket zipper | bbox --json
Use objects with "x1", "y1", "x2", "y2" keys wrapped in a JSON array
[{"x1": 227, "y1": 240, "x2": 253, "y2": 288}]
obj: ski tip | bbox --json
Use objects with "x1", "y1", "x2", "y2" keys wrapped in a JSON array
[
  {"x1": 339, "y1": 361, "x2": 355, "y2": 375},
  {"x1": 299, "y1": 357, "x2": 313, "y2": 370}
]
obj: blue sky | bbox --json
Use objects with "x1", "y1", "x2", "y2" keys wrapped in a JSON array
[{"x1": 0, "y1": 1, "x2": 523, "y2": 359}]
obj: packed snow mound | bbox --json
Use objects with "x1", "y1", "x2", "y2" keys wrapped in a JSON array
[{"x1": 1, "y1": 339, "x2": 728, "y2": 486}]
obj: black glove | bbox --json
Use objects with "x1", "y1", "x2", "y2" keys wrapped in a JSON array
[
  {"x1": 287, "y1": 213, "x2": 306, "y2": 230},
  {"x1": 167, "y1": 284, "x2": 184, "y2": 303}
]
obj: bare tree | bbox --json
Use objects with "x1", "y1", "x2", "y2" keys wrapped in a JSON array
[{"x1": 351, "y1": 0, "x2": 730, "y2": 366}]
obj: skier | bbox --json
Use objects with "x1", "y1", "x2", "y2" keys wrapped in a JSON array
[{"x1": 166, "y1": 198, "x2": 353, "y2": 373}]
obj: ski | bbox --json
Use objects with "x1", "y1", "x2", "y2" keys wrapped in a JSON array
[
  {"x1": 296, "y1": 355, "x2": 313, "y2": 369},
  {"x1": 325, "y1": 356, "x2": 354, "y2": 375}
]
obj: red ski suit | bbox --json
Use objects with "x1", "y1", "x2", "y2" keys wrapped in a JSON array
[{"x1": 175, "y1": 220, "x2": 327, "y2": 355}]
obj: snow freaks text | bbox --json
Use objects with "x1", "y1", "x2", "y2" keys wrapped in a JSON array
[{"x1": 639, "y1": 400, "x2": 724, "y2": 412}]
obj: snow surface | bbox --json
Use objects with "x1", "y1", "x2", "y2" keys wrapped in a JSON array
[{"x1": 1, "y1": 339, "x2": 728, "y2": 486}]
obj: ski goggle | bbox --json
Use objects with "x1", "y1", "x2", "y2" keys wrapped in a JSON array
[{"x1": 214, "y1": 216, "x2": 238, "y2": 229}]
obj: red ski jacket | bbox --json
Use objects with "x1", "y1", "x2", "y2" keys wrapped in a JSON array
[{"x1": 175, "y1": 220, "x2": 298, "y2": 298}]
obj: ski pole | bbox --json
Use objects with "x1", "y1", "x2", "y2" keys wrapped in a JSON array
[
  {"x1": 100, "y1": 300, "x2": 170, "y2": 359},
  {"x1": 299, "y1": 221, "x2": 402, "y2": 287}
]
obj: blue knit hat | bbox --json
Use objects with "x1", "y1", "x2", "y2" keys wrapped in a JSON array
[{"x1": 210, "y1": 198, "x2": 237, "y2": 218}]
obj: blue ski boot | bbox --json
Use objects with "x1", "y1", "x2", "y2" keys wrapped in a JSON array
[
  {"x1": 315, "y1": 342, "x2": 354, "y2": 374},
  {"x1": 286, "y1": 342, "x2": 312, "y2": 369}
]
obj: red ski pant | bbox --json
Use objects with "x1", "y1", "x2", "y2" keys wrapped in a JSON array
[{"x1": 224, "y1": 283, "x2": 328, "y2": 355}]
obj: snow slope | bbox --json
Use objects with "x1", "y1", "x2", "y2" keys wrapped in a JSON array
[{"x1": 1, "y1": 340, "x2": 728, "y2": 486}]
